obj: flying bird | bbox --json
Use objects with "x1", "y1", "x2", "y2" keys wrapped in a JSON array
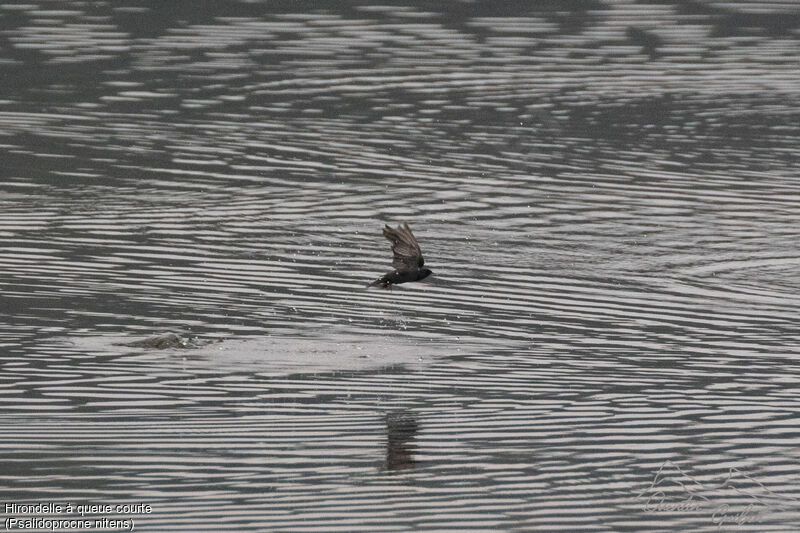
[{"x1": 368, "y1": 223, "x2": 433, "y2": 289}]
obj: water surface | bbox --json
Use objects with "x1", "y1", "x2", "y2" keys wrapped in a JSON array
[{"x1": 2, "y1": 1, "x2": 800, "y2": 531}]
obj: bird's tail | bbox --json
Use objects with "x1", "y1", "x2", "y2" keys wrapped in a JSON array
[{"x1": 367, "y1": 277, "x2": 390, "y2": 289}]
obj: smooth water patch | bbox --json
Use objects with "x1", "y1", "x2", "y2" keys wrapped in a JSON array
[{"x1": 66, "y1": 329, "x2": 453, "y2": 376}]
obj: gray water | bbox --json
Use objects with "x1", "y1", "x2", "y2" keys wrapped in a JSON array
[{"x1": 2, "y1": 1, "x2": 800, "y2": 531}]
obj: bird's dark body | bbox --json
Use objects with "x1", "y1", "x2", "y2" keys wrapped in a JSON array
[
  {"x1": 370, "y1": 268, "x2": 432, "y2": 289},
  {"x1": 368, "y1": 223, "x2": 432, "y2": 289}
]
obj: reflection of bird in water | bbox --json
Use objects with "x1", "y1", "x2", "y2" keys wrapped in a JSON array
[
  {"x1": 385, "y1": 410, "x2": 419, "y2": 471},
  {"x1": 368, "y1": 223, "x2": 433, "y2": 289}
]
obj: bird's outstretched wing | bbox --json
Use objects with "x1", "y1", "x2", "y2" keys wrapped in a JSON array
[{"x1": 383, "y1": 223, "x2": 424, "y2": 271}]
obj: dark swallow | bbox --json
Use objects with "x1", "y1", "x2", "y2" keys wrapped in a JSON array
[{"x1": 368, "y1": 222, "x2": 433, "y2": 289}]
